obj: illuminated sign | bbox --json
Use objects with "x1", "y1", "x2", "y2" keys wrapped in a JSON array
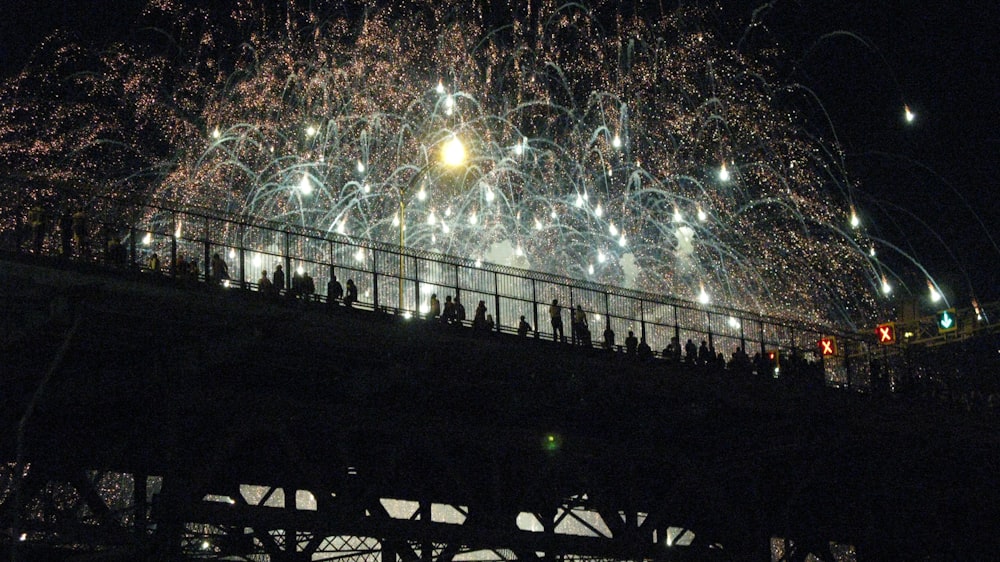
[
  {"x1": 876, "y1": 323, "x2": 896, "y2": 345},
  {"x1": 937, "y1": 309, "x2": 957, "y2": 334},
  {"x1": 819, "y1": 337, "x2": 837, "y2": 356}
]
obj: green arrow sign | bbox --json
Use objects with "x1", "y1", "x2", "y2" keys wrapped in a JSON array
[{"x1": 937, "y1": 308, "x2": 957, "y2": 333}]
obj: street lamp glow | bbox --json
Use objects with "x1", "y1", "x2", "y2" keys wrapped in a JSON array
[{"x1": 441, "y1": 136, "x2": 467, "y2": 167}]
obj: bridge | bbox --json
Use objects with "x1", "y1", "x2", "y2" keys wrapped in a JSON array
[{"x1": 2, "y1": 202, "x2": 1000, "y2": 561}]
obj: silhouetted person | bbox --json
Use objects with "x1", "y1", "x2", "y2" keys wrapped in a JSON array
[
  {"x1": 28, "y1": 205, "x2": 46, "y2": 254},
  {"x1": 210, "y1": 252, "x2": 229, "y2": 285},
  {"x1": 473, "y1": 300, "x2": 488, "y2": 333},
  {"x1": 572, "y1": 304, "x2": 588, "y2": 345},
  {"x1": 327, "y1": 275, "x2": 343, "y2": 307},
  {"x1": 625, "y1": 330, "x2": 638, "y2": 355},
  {"x1": 428, "y1": 293, "x2": 441, "y2": 319},
  {"x1": 344, "y1": 279, "x2": 358, "y2": 307},
  {"x1": 301, "y1": 271, "x2": 315, "y2": 302},
  {"x1": 518, "y1": 315, "x2": 532, "y2": 338},
  {"x1": 148, "y1": 252, "x2": 161, "y2": 274},
  {"x1": 59, "y1": 210, "x2": 73, "y2": 257},
  {"x1": 442, "y1": 295, "x2": 456, "y2": 324},
  {"x1": 685, "y1": 339, "x2": 697, "y2": 364},
  {"x1": 603, "y1": 326, "x2": 615, "y2": 350},
  {"x1": 258, "y1": 270, "x2": 273, "y2": 297},
  {"x1": 72, "y1": 209, "x2": 88, "y2": 257},
  {"x1": 637, "y1": 338, "x2": 652, "y2": 361},
  {"x1": 698, "y1": 340, "x2": 711, "y2": 365},
  {"x1": 486, "y1": 314, "x2": 495, "y2": 332},
  {"x1": 549, "y1": 299, "x2": 564, "y2": 342},
  {"x1": 454, "y1": 296, "x2": 466, "y2": 325},
  {"x1": 272, "y1": 265, "x2": 285, "y2": 295}
]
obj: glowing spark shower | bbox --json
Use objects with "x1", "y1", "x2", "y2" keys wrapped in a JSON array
[{"x1": 0, "y1": 0, "x2": 924, "y2": 327}]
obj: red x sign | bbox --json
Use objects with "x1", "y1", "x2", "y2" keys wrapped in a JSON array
[
  {"x1": 819, "y1": 337, "x2": 837, "y2": 356},
  {"x1": 876, "y1": 323, "x2": 896, "y2": 345}
]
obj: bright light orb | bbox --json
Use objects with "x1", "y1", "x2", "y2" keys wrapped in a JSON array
[
  {"x1": 441, "y1": 136, "x2": 467, "y2": 167},
  {"x1": 850, "y1": 210, "x2": 861, "y2": 229},
  {"x1": 515, "y1": 245, "x2": 524, "y2": 257},
  {"x1": 597, "y1": 250, "x2": 606, "y2": 263},
  {"x1": 417, "y1": 187, "x2": 427, "y2": 201},
  {"x1": 595, "y1": 203, "x2": 603, "y2": 217},
  {"x1": 485, "y1": 187, "x2": 495, "y2": 203},
  {"x1": 588, "y1": 263, "x2": 595, "y2": 275},
  {"x1": 211, "y1": 127, "x2": 221, "y2": 139},
  {"x1": 904, "y1": 105, "x2": 916, "y2": 123},
  {"x1": 305, "y1": 125, "x2": 317, "y2": 137},
  {"x1": 575, "y1": 193, "x2": 585, "y2": 208},
  {"x1": 618, "y1": 234, "x2": 627, "y2": 247},
  {"x1": 354, "y1": 248, "x2": 365, "y2": 262},
  {"x1": 298, "y1": 173, "x2": 313, "y2": 195},
  {"x1": 718, "y1": 162, "x2": 730, "y2": 182},
  {"x1": 142, "y1": 232, "x2": 152, "y2": 246},
  {"x1": 362, "y1": 183, "x2": 370, "y2": 193},
  {"x1": 357, "y1": 160, "x2": 365, "y2": 173},
  {"x1": 337, "y1": 219, "x2": 347, "y2": 234},
  {"x1": 609, "y1": 222, "x2": 618, "y2": 236},
  {"x1": 427, "y1": 211, "x2": 436, "y2": 225},
  {"x1": 435, "y1": 80, "x2": 445, "y2": 94},
  {"x1": 251, "y1": 254, "x2": 262, "y2": 268},
  {"x1": 728, "y1": 316, "x2": 741, "y2": 329},
  {"x1": 673, "y1": 208, "x2": 683, "y2": 222},
  {"x1": 612, "y1": 134, "x2": 622, "y2": 149},
  {"x1": 468, "y1": 211, "x2": 478, "y2": 225},
  {"x1": 442, "y1": 223, "x2": 450, "y2": 233},
  {"x1": 928, "y1": 281, "x2": 942, "y2": 303},
  {"x1": 534, "y1": 218, "x2": 543, "y2": 230},
  {"x1": 697, "y1": 286, "x2": 711, "y2": 304},
  {"x1": 881, "y1": 277, "x2": 892, "y2": 296},
  {"x1": 869, "y1": 246, "x2": 876, "y2": 257},
  {"x1": 392, "y1": 213, "x2": 400, "y2": 227},
  {"x1": 697, "y1": 208, "x2": 708, "y2": 222}
]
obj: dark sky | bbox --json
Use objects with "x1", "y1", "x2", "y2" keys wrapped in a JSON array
[{"x1": 1, "y1": 0, "x2": 996, "y2": 306}]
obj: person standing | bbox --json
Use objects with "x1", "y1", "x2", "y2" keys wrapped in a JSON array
[
  {"x1": 272, "y1": 265, "x2": 285, "y2": 296},
  {"x1": 549, "y1": 299, "x2": 564, "y2": 342},
  {"x1": 428, "y1": 293, "x2": 441, "y2": 320},
  {"x1": 344, "y1": 279, "x2": 358, "y2": 307}
]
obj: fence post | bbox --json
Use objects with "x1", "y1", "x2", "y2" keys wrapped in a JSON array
[
  {"x1": 129, "y1": 226, "x2": 137, "y2": 268},
  {"x1": 532, "y1": 278, "x2": 539, "y2": 339},
  {"x1": 238, "y1": 224, "x2": 246, "y2": 290},
  {"x1": 283, "y1": 230, "x2": 291, "y2": 291},
  {"x1": 170, "y1": 214, "x2": 178, "y2": 279},
  {"x1": 372, "y1": 247, "x2": 380, "y2": 312},
  {"x1": 493, "y1": 271, "x2": 501, "y2": 332},
  {"x1": 640, "y1": 299, "x2": 646, "y2": 341},
  {"x1": 203, "y1": 216, "x2": 210, "y2": 283},
  {"x1": 706, "y1": 310, "x2": 714, "y2": 353}
]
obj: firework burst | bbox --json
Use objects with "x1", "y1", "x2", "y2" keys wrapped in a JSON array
[{"x1": 1, "y1": 0, "x2": 907, "y2": 328}]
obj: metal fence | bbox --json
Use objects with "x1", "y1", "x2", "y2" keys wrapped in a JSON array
[{"x1": 4, "y1": 196, "x2": 876, "y2": 386}]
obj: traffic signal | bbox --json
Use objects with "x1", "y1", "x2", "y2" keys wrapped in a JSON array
[
  {"x1": 818, "y1": 337, "x2": 837, "y2": 357},
  {"x1": 876, "y1": 322, "x2": 897, "y2": 345},
  {"x1": 937, "y1": 308, "x2": 958, "y2": 334}
]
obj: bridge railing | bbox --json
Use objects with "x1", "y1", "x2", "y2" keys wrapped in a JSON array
[{"x1": 3, "y1": 195, "x2": 875, "y2": 385}]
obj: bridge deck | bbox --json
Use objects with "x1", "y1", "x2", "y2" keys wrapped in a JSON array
[{"x1": 2, "y1": 255, "x2": 999, "y2": 560}]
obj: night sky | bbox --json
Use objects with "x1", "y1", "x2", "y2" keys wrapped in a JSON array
[{"x1": 1, "y1": 0, "x2": 996, "y2": 307}]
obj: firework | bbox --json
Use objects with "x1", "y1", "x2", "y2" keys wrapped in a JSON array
[{"x1": 0, "y1": 0, "x2": 907, "y2": 328}]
